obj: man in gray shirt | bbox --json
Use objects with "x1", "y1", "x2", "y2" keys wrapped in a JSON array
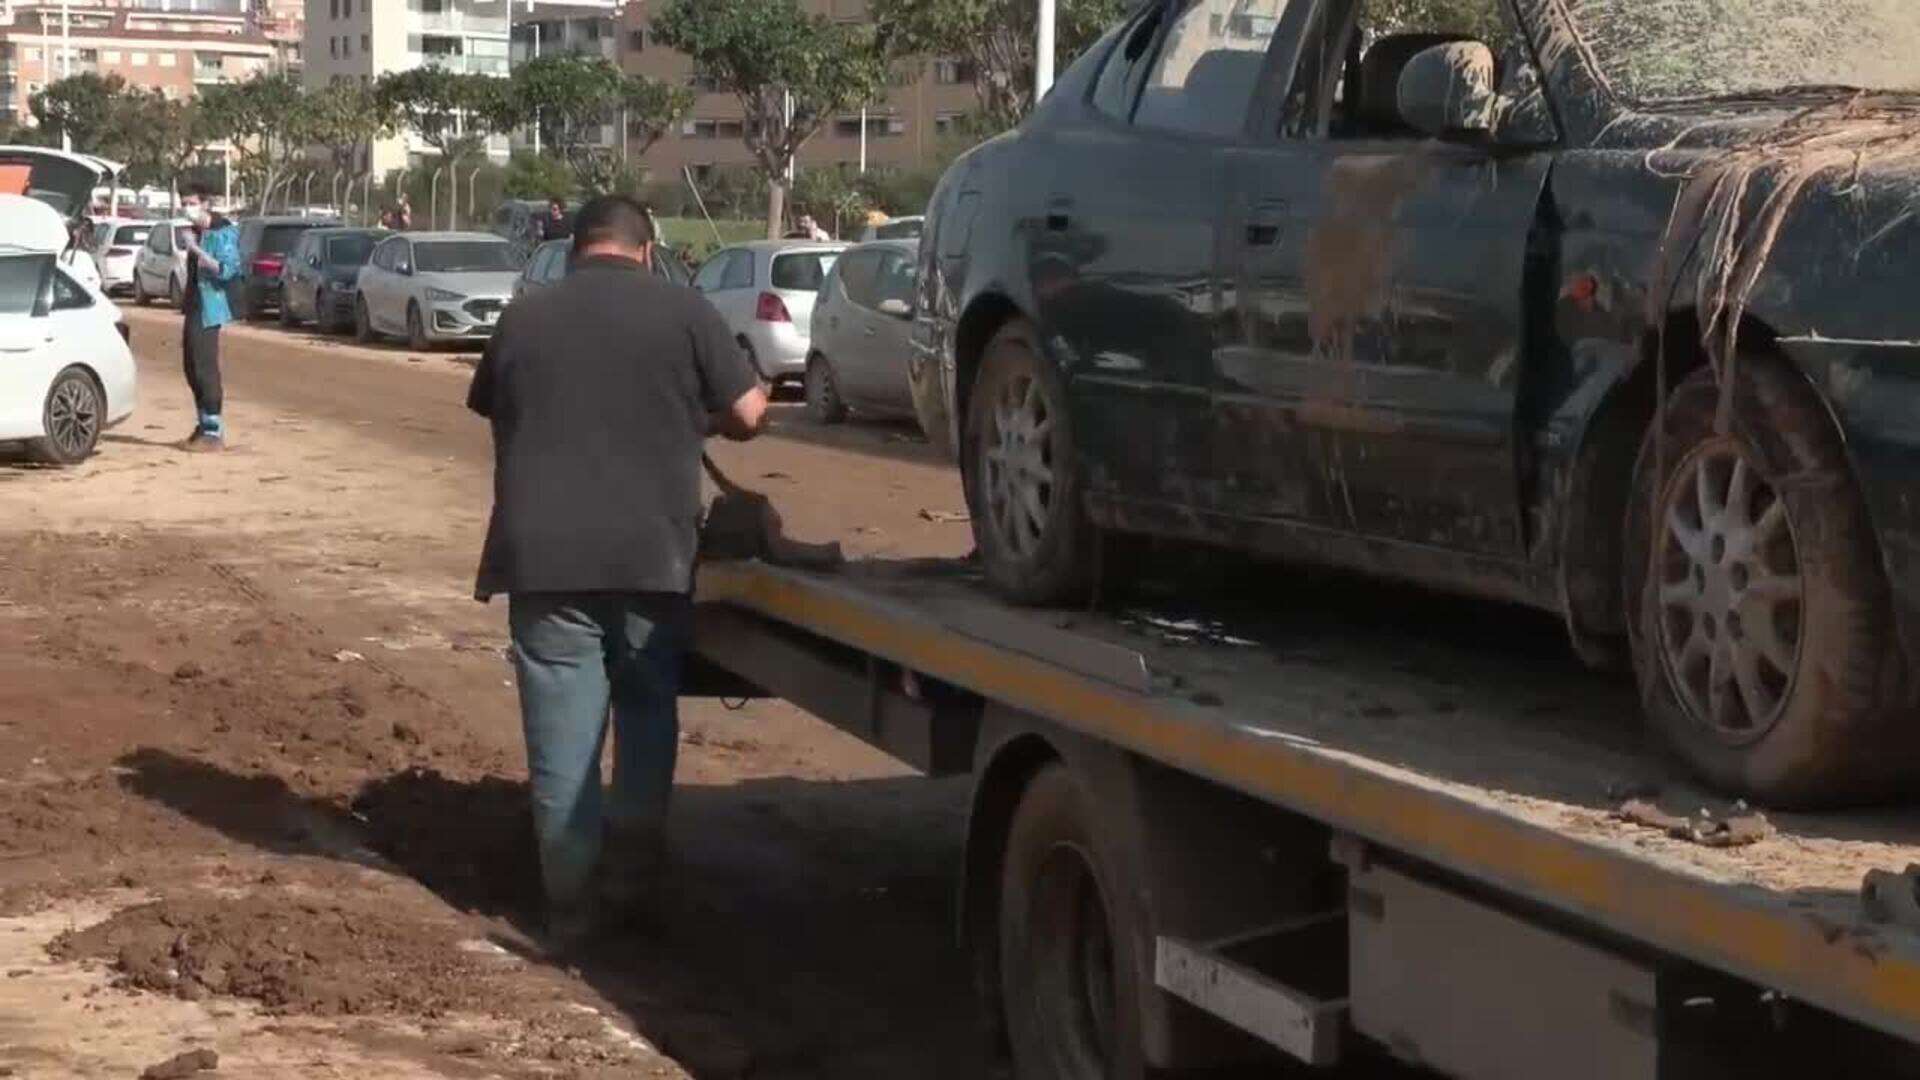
[{"x1": 469, "y1": 195, "x2": 768, "y2": 948}]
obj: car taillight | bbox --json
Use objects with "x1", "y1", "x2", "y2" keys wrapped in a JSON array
[
  {"x1": 755, "y1": 291, "x2": 790, "y2": 323},
  {"x1": 108, "y1": 247, "x2": 133, "y2": 257},
  {"x1": 252, "y1": 254, "x2": 284, "y2": 276}
]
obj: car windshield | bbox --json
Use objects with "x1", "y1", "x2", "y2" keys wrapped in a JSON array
[
  {"x1": 872, "y1": 220, "x2": 922, "y2": 240},
  {"x1": 113, "y1": 225, "x2": 151, "y2": 246},
  {"x1": 1564, "y1": 0, "x2": 1920, "y2": 102},
  {"x1": 0, "y1": 253, "x2": 50, "y2": 315},
  {"x1": 415, "y1": 240, "x2": 518, "y2": 273},
  {"x1": 327, "y1": 234, "x2": 378, "y2": 265},
  {"x1": 770, "y1": 251, "x2": 838, "y2": 292}
]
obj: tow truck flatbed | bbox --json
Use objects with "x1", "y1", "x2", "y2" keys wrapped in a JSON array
[{"x1": 690, "y1": 557, "x2": 1920, "y2": 1075}]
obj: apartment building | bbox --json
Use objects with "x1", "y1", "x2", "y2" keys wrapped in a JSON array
[
  {"x1": 618, "y1": 0, "x2": 976, "y2": 179},
  {"x1": 0, "y1": 0, "x2": 278, "y2": 129},
  {"x1": 302, "y1": 0, "x2": 510, "y2": 174}
]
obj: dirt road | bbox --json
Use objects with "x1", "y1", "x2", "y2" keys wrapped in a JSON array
[{"x1": 2, "y1": 306, "x2": 980, "y2": 1078}]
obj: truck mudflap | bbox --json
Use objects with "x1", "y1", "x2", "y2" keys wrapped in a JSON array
[{"x1": 694, "y1": 559, "x2": 1920, "y2": 1047}]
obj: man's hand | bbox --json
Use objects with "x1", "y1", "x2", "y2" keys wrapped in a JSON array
[{"x1": 711, "y1": 382, "x2": 770, "y2": 441}]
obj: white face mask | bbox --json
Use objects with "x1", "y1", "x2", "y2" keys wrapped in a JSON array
[{"x1": 185, "y1": 203, "x2": 211, "y2": 229}]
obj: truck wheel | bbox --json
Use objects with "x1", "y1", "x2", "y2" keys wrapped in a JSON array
[
  {"x1": 999, "y1": 763, "x2": 1149, "y2": 1080},
  {"x1": 1625, "y1": 353, "x2": 1906, "y2": 805},
  {"x1": 804, "y1": 354, "x2": 847, "y2": 424},
  {"x1": 965, "y1": 320, "x2": 1093, "y2": 604}
]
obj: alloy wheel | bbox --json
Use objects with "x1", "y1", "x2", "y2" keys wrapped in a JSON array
[
  {"x1": 1654, "y1": 440, "x2": 1805, "y2": 742},
  {"x1": 981, "y1": 370, "x2": 1055, "y2": 559},
  {"x1": 47, "y1": 375, "x2": 101, "y2": 460}
]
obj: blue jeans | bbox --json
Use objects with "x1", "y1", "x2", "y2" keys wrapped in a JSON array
[{"x1": 508, "y1": 591, "x2": 691, "y2": 913}]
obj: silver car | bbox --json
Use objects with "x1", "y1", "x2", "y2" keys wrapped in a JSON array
[
  {"x1": 130, "y1": 219, "x2": 192, "y2": 307},
  {"x1": 692, "y1": 240, "x2": 843, "y2": 384},
  {"x1": 806, "y1": 239, "x2": 944, "y2": 444},
  {"x1": 353, "y1": 231, "x2": 521, "y2": 349}
]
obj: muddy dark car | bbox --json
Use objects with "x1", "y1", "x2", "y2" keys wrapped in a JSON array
[{"x1": 915, "y1": 0, "x2": 1920, "y2": 805}]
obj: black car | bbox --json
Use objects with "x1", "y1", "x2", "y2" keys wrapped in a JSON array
[
  {"x1": 235, "y1": 215, "x2": 339, "y2": 319},
  {"x1": 278, "y1": 227, "x2": 390, "y2": 334},
  {"x1": 917, "y1": 0, "x2": 1920, "y2": 805}
]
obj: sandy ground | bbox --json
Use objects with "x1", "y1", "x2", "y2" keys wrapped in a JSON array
[{"x1": 1, "y1": 305, "x2": 979, "y2": 1079}]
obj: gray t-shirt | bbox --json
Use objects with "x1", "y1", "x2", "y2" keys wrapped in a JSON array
[{"x1": 469, "y1": 254, "x2": 756, "y2": 598}]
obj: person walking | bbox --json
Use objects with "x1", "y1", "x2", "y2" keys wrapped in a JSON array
[
  {"x1": 467, "y1": 194, "x2": 769, "y2": 949},
  {"x1": 539, "y1": 196, "x2": 572, "y2": 242},
  {"x1": 178, "y1": 185, "x2": 241, "y2": 451}
]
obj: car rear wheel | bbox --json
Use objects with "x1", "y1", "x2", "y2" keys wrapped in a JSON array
[
  {"x1": 167, "y1": 273, "x2": 182, "y2": 308},
  {"x1": 354, "y1": 296, "x2": 377, "y2": 344},
  {"x1": 1625, "y1": 353, "x2": 1908, "y2": 806},
  {"x1": 407, "y1": 302, "x2": 431, "y2": 352},
  {"x1": 132, "y1": 272, "x2": 150, "y2": 306},
  {"x1": 278, "y1": 290, "x2": 296, "y2": 327},
  {"x1": 965, "y1": 319, "x2": 1094, "y2": 604},
  {"x1": 804, "y1": 355, "x2": 847, "y2": 424},
  {"x1": 31, "y1": 367, "x2": 103, "y2": 466},
  {"x1": 316, "y1": 289, "x2": 338, "y2": 334}
]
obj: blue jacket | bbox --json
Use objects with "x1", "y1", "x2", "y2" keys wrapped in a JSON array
[{"x1": 189, "y1": 220, "x2": 242, "y2": 329}]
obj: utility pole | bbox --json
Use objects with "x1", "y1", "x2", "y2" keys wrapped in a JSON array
[
  {"x1": 60, "y1": 0, "x2": 72, "y2": 151},
  {"x1": 1035, "y1": 0, "x2": 1056, "y2": 102},
  {"x1": 858, "y1": 105, "x2": 867, "y2": 174},
  {"x1": 527, "y1": 0, "x2": 542, "y2": 156}
]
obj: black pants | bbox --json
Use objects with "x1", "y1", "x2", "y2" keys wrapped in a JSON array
[{"x1": 181, "y1": 317, "x2": 222, "y2": 420}]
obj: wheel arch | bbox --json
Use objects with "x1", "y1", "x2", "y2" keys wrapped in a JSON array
[{"x1": 951, "y1": 290, "x2": 1031, "y2": 458}]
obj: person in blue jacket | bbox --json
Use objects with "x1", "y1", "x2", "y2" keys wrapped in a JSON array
[{"x1": 178, "y1": 184, "x2": 242, "y2": 451}]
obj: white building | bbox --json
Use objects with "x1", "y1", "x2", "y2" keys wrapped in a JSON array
[{"x1": 302, "y1": 0, "x2": 510, "y2": 176}]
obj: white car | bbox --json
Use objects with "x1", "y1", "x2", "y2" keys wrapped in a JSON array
[
  {"x1": 691, "y1": 241, "x2": 843, "y2": 384},
  {"x1": 131, "y1": 218, "x2": 193, "y2": 307},
  {"x1": 89, "y1": 216, "x2": 155, "y2": 295},
  {"x1": 0, "y1": 152, "x2": 137, "y2": 465},
  {"x1": 354, "y1": 231, "x2": 522, "y2": 349}
]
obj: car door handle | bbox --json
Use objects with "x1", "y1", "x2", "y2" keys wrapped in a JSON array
[
  {"x1": 1245, "y1": 200, "x2": 1288, "y2": 246},
  {"x1": 1045, "y1": 196, "x2": 1074, "y2": 232}
]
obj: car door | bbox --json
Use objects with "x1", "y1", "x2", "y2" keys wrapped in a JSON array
[
  {"x1": 1030, "y1": 0, "x2": 1299, "y2": 515},
  {"x1": 820, "y1": 250, "x2": 879, "y2": 400},
  {"x1": 286, "y1": 234, "x2": 316, "y2": 317},
  {"x1": 1219, "y1": 0, "x2": 1551, "y2": 555},
  {"x1": 140, "y1": 224, "x2": 169, "y2": 291},
  {"x1": 367, "y1": 237, "x2": 405, "y2": 331},
  {"x1": 699, "y1": 250, "x2": 755, "y2": 335},
  {"x1": 864, "y1": 248, "x2": 920, "y2": 414}
]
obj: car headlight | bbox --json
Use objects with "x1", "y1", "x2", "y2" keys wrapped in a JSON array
[{"x1": 425, "y1": 287, "x2": 467, "y2": 302}]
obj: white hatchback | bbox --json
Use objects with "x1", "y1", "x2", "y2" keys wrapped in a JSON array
[{"x1": 0, "y1": 151, "x2": 137, "y2": 464}]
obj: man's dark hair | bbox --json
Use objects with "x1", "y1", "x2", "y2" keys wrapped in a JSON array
[
  {"x1": 572, "y1": 195, "x2": 655, "y2": 250},
  {"x1": 548, "y1": 195, "x2": 566, "y2": 210}
]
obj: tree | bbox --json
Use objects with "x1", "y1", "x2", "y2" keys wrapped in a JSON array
[
  {"x1": 868, "y1": 0, "x2": 1126, "y2": 133},
  {"x1": 199, "y1": 72, "x2": 317, "y2": 211},
  {"x1": 29, "y1": 73, "x2": 138, "y2": 159},
  {"x1": 652, "y1": 0, "x2": 893, "y2": 238},
  {"x1": 308, "y1": 80, "x2": 392, "y2": 184},
  {"x1": 374, "y1": 67, "x2": 517, "y2": 172},
  {"x1": 120, "y1": 91, "x2": 219, "y2": 200},
  {"x1": 503, "y1": 150, "x2": 575, "y2": 200},
  {"x1": 793, "y1": 168, "x2": 869, "y2": 238}
]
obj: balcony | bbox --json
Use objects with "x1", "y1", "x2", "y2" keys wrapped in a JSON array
[{"x1": 416, "y1": 52, "x2": 510, "y2": 77}]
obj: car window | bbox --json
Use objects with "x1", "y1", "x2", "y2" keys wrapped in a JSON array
[
  {"x1": 874, "y1": 252, "x2": 917, "y2": 309},
  {"x1": 259, "y1": 223, "x2": 314, "y2": 256},
  {"x1": 871, "y1": 219, "x2": 923, "y2": 241},
  {"x1": 50, "y1": 268, "x2": 91, "y2": 311},
  {"x1": 693, "y1": 250, "x2": 730, "y2": 291},
  {"x1": 114, "y1": 224, "x2": 151, "y2": 247},
  {"x1": 1092, "y1": 4, "x2": 1168, "y2": 120},
  {"x1": 0, "y1": 254, "x2": 52, "y2": 316},
  {"x1": 372, "y1": 237, "x2": 403, "y2": 270},
  {"x1": 148, "y1": 227, "x2": 168, "y2": 254},
  {"x1": 173, "y1": 226, "x2": 191, "y2": 252},
  {"x1": 414, "y1": 240, "x2": 518, "y2": 273},
  {"x1": 1319, "y1": 0, "x2": 1530, "y2": 139},
  {"x1": 328, "y1": 233, "x2": 378, "y2": 266},
  {"x1": 653, "y1": 247, "x2": 690, "y2": 286},
  {"x1": 770, "y1": 251, "x2": 836, "y2": 292},
  {"x1": 836, "y1": 251, "x2": 881, "y2": 309},
  {"x1": 721, "y1": 250, "x2": 756, "y2": 290},
  {"x1": 1134, "y1": 0, "x2": 1294, "y2": 139}
]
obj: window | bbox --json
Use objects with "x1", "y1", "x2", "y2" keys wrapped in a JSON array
[
  {"x1": 371, "y1": 237, "x2": 400, "y2": 270},
  {"x1": 692, "y1": 250, "x2": 732, "y2": 291},
  {"x1": 0, "y1": 255, "x2": 52, "y2": 317},
  {"x1": 147, "y1": 227, "x2": 168, "y2": 254},
  {"x1": 113, "y1": 225, "x2": 152, "y2": 247},
  {"x1": 102, "y1": 50, "x2": 121, "y2": 64},
  {"x1": 344, "y1": 0, "x2": 353, "y2": 15},
  {"x1": 131, "y1": 51, "x2": 148, "y2": 66},
  {"x1": 934, "y1": 111, "x2": 967, "y2": 136},
  {"x1": 1092, "y1": 4, "x2": 1165, "y2": 120},
  {"x1": 330, "y1": 37, "x2": 338, "y2": 57},
  {"x1": 326, "y1": 234, "x2": 378, "y2": 267},
  {"x1": 873, "y1": 252, "x2": 916, "y2": 311},
  {"x1": 414, "y1": 241, "x2": 518, "y2": 273},
  {"x1": 159, "y1": 52, "x2": 176, "y2": 67},
  {"x1": 933, "y1": 58, "x2": 973, "y2": 84},
  {"x1": 361, "y1": 33, "x2": 370, "y2": 52},
  {"x1": 835, "y1": 250, "x2": 880, "y2": 308},
  {"x1": 628, "y1": 29, "x2": 646, "y2": 51},
  {"x1": 331, "y1": 0, "x2": 339, "y2": 18},
  {"x1": 1133, "y1": 0, "x2": 1292, "y2": 138},
  {"x1": 769, "y1": 251, "x2": 836, "y2": 292},
  {"x1": 718, "y1": 250, "x2": 754, "y2": 290},
  {"x1": 51, "y1": 268, "x2": 92, "y2": 311}
]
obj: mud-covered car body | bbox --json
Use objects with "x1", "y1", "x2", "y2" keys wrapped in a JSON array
[{"x1": 916, "y1": 0, "x2": 1920, "y2": 800}]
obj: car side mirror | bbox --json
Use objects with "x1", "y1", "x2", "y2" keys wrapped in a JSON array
[
  {"x1": 1397, "y1": 41, "x2": 1500, "y2": 140},
  {"x1": 877, "y1": 297, "x2": 911, "y2": 318}
]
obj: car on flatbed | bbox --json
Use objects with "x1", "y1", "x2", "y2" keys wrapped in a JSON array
[{"x1": 915, "y1": 0, "x2": 1920, "y2": 806}]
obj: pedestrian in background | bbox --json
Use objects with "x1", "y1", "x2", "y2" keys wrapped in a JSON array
[
  {"x1": 468, "y1": 194, "x2": 769, "y2": 950},
  {"x1": 178, "y1": 185, "x2": 241, "y2": 451},
  {"x1": 540, "y1": 196, "x2": 572, "y2": 242}
]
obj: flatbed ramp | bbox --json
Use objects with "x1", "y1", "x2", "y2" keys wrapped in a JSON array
[{"x1": 692, "y1": 557, "x2": 1920, "y2": 1069}]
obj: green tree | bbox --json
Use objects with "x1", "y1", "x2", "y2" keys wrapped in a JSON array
[
  {"x1": 793, "y1": 168, "x2": 869, "y2": 239},
  {"x1": 199, "y1": 72, "x2": 317, "y2": 211},
  {"x1": 619, "y1": 73, "x2": 694, "y2": 160},
  {"x1": 119, "y1": 91, "x2": 219, "y2": 201},
  {"x1": 652, "y1": 0, "x2": 893, "y2": 238},
  {"x1": 503, "y1": 150, "x2": 575, "y2": 200},
  {"x1": 374, "y1": 67, "x2": 517, "y2": 172},
  {"x1": 29, "y1": 73, "x2": 139, "y2": 159},
  {"x1": 868, "y1": 0, "x2": 1126, "y2": 132},
  {"x1": 308, "y1": 80, "x2": 393, "y2": 184}
]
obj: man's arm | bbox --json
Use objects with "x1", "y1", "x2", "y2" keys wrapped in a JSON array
[
  {"x1": 468, "y1": 314, "x2": 508, "y2": 418},
  {"x1": 691, "y1": 295, "x2": 767, "y2": 441},
  {"x1": 712, "y1": 383, "x2": 769, "y2": 441}
]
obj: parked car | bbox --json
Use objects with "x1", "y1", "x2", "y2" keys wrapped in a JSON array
[
  {"x1": 510, "y1": 236, "x2": 691, "y2": 301},
  {"x1": 0, "y1": 168, "x2": 136, "y2": 465},
  {"x1": 88, "y1": 217, "x2": 152, "y2": 295},
  {"x1": 859, "y1": 215, "x2": 923, "y2": 242},
  {"x1": 691, "y1": 240, "x2": 843, "y2": 384},
  {"x1": 234, "y1": 215, "x2": 338, "y2": 319},
  {"x1": 916, "y1": 0, "x2": 1920, "y2": 805},
  {"x1": 805, "y1": 239, "x2": 945, "y2": 443},
  {"x1": 130, "y1": 218, "x2": 192, "y2": 307},
  {"x1": 354, "y1": 231, "x2": 522, "y2": 349},
  {"x1": 278, "y1": 226, "x2": 388, "y2": 333},
  {"x1": 490, "y1": 198, "x2": 580, "y2": 265}
]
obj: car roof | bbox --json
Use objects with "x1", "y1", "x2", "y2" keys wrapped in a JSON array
[
  {"x1": 405, "y1": 231, "x2": 507, "y2": 243},
  {"x1": 727, "y1": 239, "x2": 848, "y2": 254},
  {"x1": 308, "y1": 226, "x2": 388, "y2": 237},
  {"x1": 247, "y1": 215, "x2": 336, "y2": 225},
  {"x1": 846, "y1": 238, "x2": 918, "y2": 254}
]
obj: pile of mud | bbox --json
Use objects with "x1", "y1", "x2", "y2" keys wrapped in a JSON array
[{"x1": 51, "y1": 893, "x2": 497, "y2": 1017}]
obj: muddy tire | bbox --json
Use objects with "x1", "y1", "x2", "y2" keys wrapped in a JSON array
[
  {"x1": 1624, "y1": 353, "x2": 1908, "y2": 806},
  {"x1": 407, "y1": 303, "x2": 431, "y2": 352},
  {"x1": 964, "y1": 320, "x2": 1094, "y2": 604},
  {"x1": 804, "y1": 355, "x2": 847, "y2": 424},
  {"x1": 167, "y1": 273, "x2": 183, "y2": 309},
  {"x1": 31, "y1": 367, "x2": 103, "y2": 465},
  {"x1": 354, "y1": 296, "x2": 376, "y2": 344},
  {"x1": 999, "y1": 764, "x2": 1149, "y2": 1080},
  {"x1": 278, "y1": 291, "x2": 296, "y2": 328},
  {"x1": 133, "y1": 273, "x2": 151, "y2": 307}
]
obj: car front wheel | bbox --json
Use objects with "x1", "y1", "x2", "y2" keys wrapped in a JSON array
[
  {"x1": 407, "y1": 302, "x2": 431, "y2": 352},
  {"x1": 804, "y1": 354, "x2": 847, "y2": 424},
  {"x1": 1625, "y1": 354, "x2": 1908, "y2": 806},
  {"x1": 32, "y1": 366, "x2": 103, "y2": 465},
  {"x1": 964, "y1": 319, "x2": 1093, "y2": 604}
]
